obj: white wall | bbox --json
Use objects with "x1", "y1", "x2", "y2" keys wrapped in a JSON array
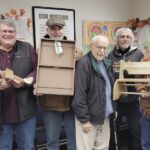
[
  {"x1": 132, "y1": 0, "x2": 150, "y2": 19},
  {"x1": 0, "y1": 0, "x2": 132, "y2": 49}
]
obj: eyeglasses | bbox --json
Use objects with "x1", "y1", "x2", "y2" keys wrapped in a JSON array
[
  {"x1": 93, "y1": 44, "x2": 107, "y2": 51},
  {"x1": 0, "y1": 30, "x2": 16, "y2": 34},
  {"x1": 119, "y1": 35, "x2": 131, "y2": 39}
]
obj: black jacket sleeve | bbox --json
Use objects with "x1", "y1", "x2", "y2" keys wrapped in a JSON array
[{"x1": 72, "y1": 59, "x2": 90, "y2": 123}]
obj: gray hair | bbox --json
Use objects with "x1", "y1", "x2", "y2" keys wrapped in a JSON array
[
  {"x1": 91, "y1": 35, "x2": 109, "y2": 45},
  {"x1": 115, "y1": 27, "x2": 134, "y2": 43},
  {"x1": 0, "y1": 19, "x2": 16, "y2": 30}
]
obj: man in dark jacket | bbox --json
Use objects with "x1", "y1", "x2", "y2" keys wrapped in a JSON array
[
  {"x1": 108, "y1": 27, "x2": 143, "y2": 150},
  {"x1": 0, "y1": 19, "x2": 37, "y2": 150},
  {"x1": 72, "y1": 35, "x2": 114, "y2": 150}
]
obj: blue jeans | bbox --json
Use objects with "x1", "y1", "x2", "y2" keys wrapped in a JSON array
[
  {"x1": 43, "y1": 110, "x2": 76, "y2": 150},
  {"x1": 0, "y1": 116, "x2": 36, "y2": 150},
  {"x1": 141, "y1": 112, "x2": 150, "y2": 150}
]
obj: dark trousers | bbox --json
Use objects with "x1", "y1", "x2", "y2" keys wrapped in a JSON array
[
  {"x1": 109, "y1": 113, "x2": 118, "y2": 150},
  {"x1": 116, "y1": 100, "x2": 141, "y2": 150}
]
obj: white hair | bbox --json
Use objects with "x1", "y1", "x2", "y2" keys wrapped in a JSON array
[
  {"x1": 0, "y1": 19, "x2": 16, "y2": 29},
  {"x1": 115, "y1": 27, "x2": 134, "y2": 43},
  {"x1": 91, "y1": 35, "x2": 109, "y2": 44},
  {"x1": 115, "y1": 27, "x2": 135, "y2": 50}
]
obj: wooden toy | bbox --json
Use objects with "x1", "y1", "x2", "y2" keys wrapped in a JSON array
[{"x1": 113, "y1": 60, "x2": 150, "y2": 100}]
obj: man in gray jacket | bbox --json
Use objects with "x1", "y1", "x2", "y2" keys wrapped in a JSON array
[{"x1": 108, "y1": 27, "x2": 143, "y2": 150}]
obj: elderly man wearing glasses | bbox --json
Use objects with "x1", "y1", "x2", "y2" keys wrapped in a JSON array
[{"x1": 72, "y1": 35, "x2": 114, "y2": 150}]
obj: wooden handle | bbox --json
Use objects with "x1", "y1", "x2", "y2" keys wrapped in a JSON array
[{"x1": 120, "y1": 92, "x2": 142, "y2": 95}]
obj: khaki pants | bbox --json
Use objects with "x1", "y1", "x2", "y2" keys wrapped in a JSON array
[{"x1": 75, "y1": 117, "x2": 110, "y2": 150}]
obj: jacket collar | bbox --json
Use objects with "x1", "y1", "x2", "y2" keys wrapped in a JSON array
[
  {"x1": 113, "y1": 45, "x2": 137, "y2": 56},
  {"x1": 88, "y1": 51, "x2": 112, "y2": 75}
]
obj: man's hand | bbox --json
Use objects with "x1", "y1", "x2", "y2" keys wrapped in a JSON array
[
  {"x1": 75, "y1": 48, "x2": 83, "y2": 61},
  {"x1": 81, "y1": 122, "x2": 92, "y2": 133},
  {"x1": 11, "y1": 76, "x2": 34, "y2": 88},
  {"x1": 10, "y1": 78, "x2": 25, "y2": 88},
  {"x1": 141, "y1": 90, "x2": 150, "y2": 98},
  {"x1": 0, "y1": 78, "x2": 11, "y2": 90},
  {"x1": 33, "y1": 83, "x2": 43, "y2": 96}
]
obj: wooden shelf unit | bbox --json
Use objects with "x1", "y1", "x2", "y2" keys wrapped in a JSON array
[{"x1": 35, "y1": 38, "x2": 76, "y2": 95}]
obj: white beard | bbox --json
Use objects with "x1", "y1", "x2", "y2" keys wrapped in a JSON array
[
  {"x1": 119, "y1": 43, "x2": 130, "y2": 50},
  {"x1": 50, "y1": 35, "x2": 64, "y2": 40}
]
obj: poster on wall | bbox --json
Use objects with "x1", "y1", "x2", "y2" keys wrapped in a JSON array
[
  {"x1": 128, "y1": 18, "x2": 150, "y2": 54},
  {"x1": 136, "y1": 25, "x2": 150, "y2": 53},
  {"x1": 83, "y1": 20, "x2": 129, "y2": 54},
  {"x1": 0, "y1": 8, "x2": 32, "y2": 43},
  {"x1": 32, "y1": 6, "x2": 75, "y2": 49}
]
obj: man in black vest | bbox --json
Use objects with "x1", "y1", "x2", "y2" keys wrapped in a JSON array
[{"x1": 0, "y1": 19, "x2": 38, "y2": 150}]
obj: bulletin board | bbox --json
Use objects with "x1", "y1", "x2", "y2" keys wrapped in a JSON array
[{"x1": 82, "y1": 20, "x2": 129, "y2": 54}]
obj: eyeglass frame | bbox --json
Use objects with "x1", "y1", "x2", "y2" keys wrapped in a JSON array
[
  {"x1": 92, "y1": 44, "x2": 108, "y2": 51},
  {"x1": 0, "y1": 29, "x2": 16, "y2": 34}
]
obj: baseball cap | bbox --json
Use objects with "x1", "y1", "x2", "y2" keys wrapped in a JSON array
[{"x1": 46, "y1": 18, "x2": 66, "y2": 27}]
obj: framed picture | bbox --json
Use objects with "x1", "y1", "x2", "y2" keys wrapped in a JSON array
[
  {"x1": 32, "y1": 6, "x2": 75, "y2": 49},
  {"x1": 82, "y1": 20, "x2": 129, "y2": 54}
]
